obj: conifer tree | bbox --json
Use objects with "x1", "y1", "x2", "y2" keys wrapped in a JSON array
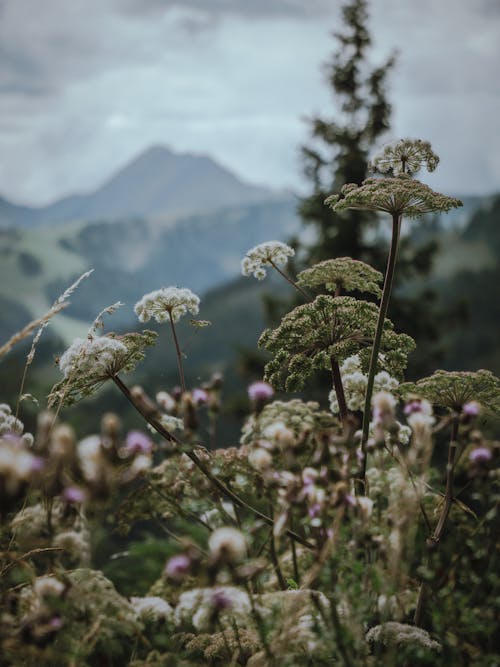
[{"x1": 297, "y1": 0, "x2": 444, "y2": 377}]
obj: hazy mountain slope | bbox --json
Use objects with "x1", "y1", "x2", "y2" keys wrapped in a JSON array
[
  {"x1": 0, "y1": 196, "x2": 40, "y2": 228},
  {"x1": 0, "y1": 198, "x2": 300, "y2": 343},
  {"x1": 0, "y1": 146, "x2": 274, "y2": 227}
]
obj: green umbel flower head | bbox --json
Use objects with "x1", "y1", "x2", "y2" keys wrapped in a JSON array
[
  {"x1": 369, "y1": 139, "x2": 440, "y2": 176},
  {"x1": 297, "y1": 258, "x2": 383, "y2": 297},
  {"x1": 49, "y1": 330, "x2": 157, "y2": 407},
  {"x1": 400, "y1": 369, "x2": 500, "y2": 413},
  {"x1": 325, "y1": 175, "x2": 462, "y2": 218},
  {"x1": 259, "y1": 295, "x2": 415, "y2": 391}
]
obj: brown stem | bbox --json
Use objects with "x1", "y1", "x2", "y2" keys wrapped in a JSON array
[
  {"x1": 359, "y1": 214, "x2": 402, "y2": 494},
  {"x1": 290, "y1": 513, "x2": 300, "y2": 586},
  {"x1": 168, "y1": 312, "x2": 186, "y2": 393},
  {"x1": 413, "y1": 416, "x2": 459, "y2": 627},
  {"x1": 269, "y1": 260, "x2": 311, "y2": 301},
  {"x1": 112, "y1": 374, "x2": 314, "y2": 550},
  {"x1": 331, "y1": 356, "x2": 349, "y2": 430}
]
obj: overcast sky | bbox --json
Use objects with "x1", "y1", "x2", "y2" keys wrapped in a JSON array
[{"x1": 1, "y1": 0, "x2": 499, "y2": 205}]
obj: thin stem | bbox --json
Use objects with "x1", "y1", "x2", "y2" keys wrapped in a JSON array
[
  {"x1": 269, "y1": 260, "x2": 311, "y2": 301},
  {"x1": 331, "y1": 356, "x2": 349, "y2": 429},
  {"x1": 268, "y1": 502, "x2": 287, "y2": 590},
  {"x1": 290, "y1": 513, "x2": 300, "y2": 586},
  {"x1": 168, "y1": 312, "x2": 186, "y2": 393},
  {"x1": 413, "y1": 417, "x2": 459, "y2": 627},
  {"x1": 112, "y1": 374, "x2": 314, "y2": 550},
  {"x1": 359, "y1": 214, "x2": 401, "y2": 493}
]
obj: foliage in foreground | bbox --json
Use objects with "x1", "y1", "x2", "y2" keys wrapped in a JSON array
[{"x1": 1, "y1": 138, "x2": 499, "y2": 667}]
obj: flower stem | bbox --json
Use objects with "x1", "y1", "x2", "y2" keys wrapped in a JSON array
[
  {"x1": 359, "y1": 214, "x2": 401, "y2": 492},
  {"x1": 413, "y1": 416, "x2": 459, "y2": 627},
  {"x1": 269, "y1": 260, "x2": 311, "y2": 301},
  {"x1": 168, "y1": 312, "x2": 186, "y2": 393},
  {"x1": 331, "y1": 356, "x2": 349, "y2": 429},
  {"x1": 111, "y1": 374, "x2": 315, "y2": 550}
]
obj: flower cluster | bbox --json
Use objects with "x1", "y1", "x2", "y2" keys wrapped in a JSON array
[
  {"x1": 369, "y1": 138, "x2": 440, "y2": 176},
  {"x1": 134, "y1": 287, "x2": 200, "y2": 323},
  {"x1": 366, "y1": 622, "x2": 441, "y2": 653},
  {"x1": 49, "y1": 331, "x2": 157, "y2": 407},
  {"x1": 401, "y1": 369, "x2": 500, "y2": 413},
  {"x1": 0, "y1": 405, "x2": 43, "y2": 511},
  {"x1": 0, "y1": 403, "x2": 34, "y2": 447},
  {"x1": 328, "y1": 354, "x2": 398, "y2": 413},
  {"x1": 259, "y1": 295, "x2": 415, "y2": 391},
  {"x1": 326, "y1": 175, "x2": 462, "y2": 218},
  {"x1": 297, "y1": 257, "x2": 383, "y2": 297},
  {"x1": 58, "y1": 335, "x2": 128, "y2": 379},
  {"x1": 241, "y1": 241, "x2": 295, "y2": 280}
]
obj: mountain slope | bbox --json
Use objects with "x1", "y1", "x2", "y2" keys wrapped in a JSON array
[
  {"x1": 0, "y1": 197, "x2": 300, "y2": 343},
  {"x1": 0, "y1": 146, "x2": 274, "y2": 228}
]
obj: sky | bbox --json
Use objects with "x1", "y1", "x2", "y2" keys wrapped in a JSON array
[{"x1": 1, "y1": 0, "x2": 499, "y2": 205}]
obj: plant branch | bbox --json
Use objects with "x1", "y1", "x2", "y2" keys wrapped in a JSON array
[
  {"x1": 269, "y1": 260, "x2": 311, "y2": 301},
  {"x1": 112, "y1": 374, "x2": 315, "y2": 550},
  {"x1": 359, "y1": 213, "x2": 401, "y2": 493}
]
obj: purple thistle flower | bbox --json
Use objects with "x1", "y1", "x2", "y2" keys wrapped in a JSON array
[
  {"x1": 404, "y1": 400, "x2": 422, "y2": 416},
  {"x1": 30, "y1": 457, "x2": 45, "y2": 473},
  {"x1": 125, "y1": 430, "x2": 153, "y2": 455},
  {"x1": 469, "y1": 447, "x2": 492, "y2": 463},
  {"x1": 308, "y1": 503, "x2": 322, "y2": 518},
  {"x1": 164, "y1": 554, "x2": 191, "y2": 580},
  {"x1": 211, "y1": 590, "x2": 233, "y2": 611},
  {"x1": 248, "y1": 381, "x2": 274, "y2": 402},
  {"x1": 1, "y1": 431, "x2": 23, "y2": 445},
  {"x1": 463, "y1": 401, "x2": 481, "y2": 417},
  {"x1": 48, "y1": 616, "x2": 63, "y2": 630},
  {"x1": 192, "y1": 388, "x2": 209, "y2": 406},
  {"x1": 61, "y1": 486, "x2": 87, "y2": 504}
]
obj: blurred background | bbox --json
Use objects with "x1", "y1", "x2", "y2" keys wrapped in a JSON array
[{"x1": 1, "y1": 0, "x2": 499, "y2": 441}]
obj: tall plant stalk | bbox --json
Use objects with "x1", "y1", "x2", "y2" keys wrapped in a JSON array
[
  {"x1": 413, "y1": 416, "x2": 459, "y2": 626},
  {"x1": 168, "y1": 312, "x2": 187, "y2": 394},
  {"x1": 359, "y1": 213, "x2": 401, "y2": 489}
]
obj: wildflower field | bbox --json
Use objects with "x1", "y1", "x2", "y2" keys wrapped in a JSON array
[{"x1": 1, "y1": 139, "x2": 499, "y2": 667}]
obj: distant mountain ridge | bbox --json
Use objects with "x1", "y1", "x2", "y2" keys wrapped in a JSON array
[{"x1": 0, "y1": 145, "x2": 275, "y2": 227}]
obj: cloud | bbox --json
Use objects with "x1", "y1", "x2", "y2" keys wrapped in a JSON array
[
  {"x1": 120, "y1": 0, "x2": 334, "y2": 20},
  {"x1": 0, "y1": 0, "x2": 499, "y2": 203}
]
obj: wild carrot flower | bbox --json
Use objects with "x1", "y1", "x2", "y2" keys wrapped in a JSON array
[
  {"x1": 49, "y1": 331, "x2": 157, "y2": 407},
  {"x1": 241, "y1": 241, "x2": 295, "y2": 280},
  {"x1": 369, "y1": 138, "x2": 440, "y2": 176},
  {"x1": 134, "y1": 287, "x2": 200, "y2": 323},
  {"x1": 326, "y1": 175, "x2": 462, "y2": 218},
  {"x1": 297, "y1": 257, "x2": 383, "y2": 297},
  {"x1": 260, "y1": 295, "x2": 414, "y2": 391},
  {"x1": 401, "y1": 369, "x2": 500, "y2": 413}
]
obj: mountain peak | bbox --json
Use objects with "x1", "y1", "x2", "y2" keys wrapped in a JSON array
[{"x1": 1, "y1": 145, "x2": 275, "y2": 227}]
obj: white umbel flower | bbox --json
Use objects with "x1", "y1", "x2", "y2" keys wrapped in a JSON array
[
  {"x1": 59, "y1": 336, "x2": 127, "y2": 379},
  {"x1": 130, "y1": 596, "x2": 173, "y2": 622},
  {"x1": 329, "y1": 355, "x2": 399, "y2": 414},
  {"x1": 134, "y1": 287, "x2": 200, "y2": 323},
  {"x1": 241, "y1": 241, "x2": 295, "y2": 280}
]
